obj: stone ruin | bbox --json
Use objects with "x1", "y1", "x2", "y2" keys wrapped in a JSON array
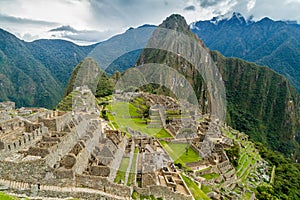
[
  {"x1": 123, "y1": 93, "x2": 239, "y2": 198},
  {"x1": 132, "y1": 93, "x2": 201, "y2": 139},
  {"x1": 131, "y1": 136, "x2": 193, "y2": 200},
  {"x1": 0, "y1": 102, "x2": 195, "y2": 199},
  {"x1": 0, "y1": 101, "x2": 15, "y2": 111},
  {"x1": 0, "y1": 108, "x2": 130, "y2": 199}
]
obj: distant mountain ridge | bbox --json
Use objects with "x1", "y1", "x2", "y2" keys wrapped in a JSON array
[
  {"x1": 0, "y1": 28, "x2": 93, "y2": 108},
  {"x1": 191, "y1": 12, "x2": 300, "y2": 91}
]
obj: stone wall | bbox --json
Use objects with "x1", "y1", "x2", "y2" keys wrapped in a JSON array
[
  {"x1": 44, "y1": 115, "x2": 89, "y2": 168},
  {"x1": 108, "y1": 137, "x2": 128, "y2": 182},
  {"x1": 0, "y1": 118, "x2": 23, "y2": 133},
  {"x1": 0, "y1": 179, "x2": 127, "y2": 200},
  {"x1": 76, "y1": 174, "x2": 132, "y2": 198},
  {"x1": 73, "y1": 120, "x2": 101, "y2": 175},
  {"x1": 38, "y1": 112, "x2": 72, "y2": 132},
  {"x1": 0, "y1": 159, "x2": 52, "y2": 184},
  {"x1": 0, "y1": 124, "x2": 47, "y2": 159},
  {"x1": 133, "y1": 185, "x2": 193, "y2": 200}
]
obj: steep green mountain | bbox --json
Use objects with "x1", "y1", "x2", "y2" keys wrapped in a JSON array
[
  {"x1": 26, "y1": 39, "x2": 95, "y2": 86},
  {"x1": 191, "y1": 12, "x2": 300, "y2": 91},
  {"x1": 63, "y1": 57, "x2": 104, "y2": 97},
  {"x1": 211, "y1": 51, "x2": 300, "y2": 158},
  {"x1": 0, "y1": 28, "x2": 93, "y2": 108},
  {"x1": 134, "y1": 14, "x2": 300, "y2": 160},
  {"x1": 58, "y1": 57, "x2": 114, "y2": 111},
  {"x1": 0, "y1": 28, "x2": 61, "y2": 108}
]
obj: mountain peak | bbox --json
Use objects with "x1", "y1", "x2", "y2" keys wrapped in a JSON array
[
  {"x1": 228, "y1": 12, "x2": 247, "y2": 25},
  {"x1": 159, "y1": 14, "x2": 190, "y2": 34}
]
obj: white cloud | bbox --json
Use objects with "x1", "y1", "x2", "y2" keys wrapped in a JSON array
[
  {"x1": 286, "y1": 0, "x2": 300, "y2": 3},
  {"x1": 247, "y1": 0, "x2": 256, "y2": 11},
  {"x1": 0, "y1": 0, "x2": 299, "y2": 44}
]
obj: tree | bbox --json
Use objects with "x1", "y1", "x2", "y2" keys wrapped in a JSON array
[{"x1": 96, "y1": 73, "x2": 114, "y2": 98}]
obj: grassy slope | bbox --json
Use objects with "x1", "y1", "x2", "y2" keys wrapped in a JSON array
[
  {"x1": 114, "y1": 157, "x2": 130, "y2": 184},
  {"x1": 107, "y1": 102, "x2": 172, "y2": 138},
  {"x1": 181, "y1": 174, "x2": 210, "y2": 200},
  {"x1": 160, "y1": 141, "x2": 201, "y2": 166}
]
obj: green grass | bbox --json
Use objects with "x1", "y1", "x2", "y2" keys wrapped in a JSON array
[
  {"x1": 181, "y1": 174, "x2": 210, "y2": 200},
  {"x1": 270, "y1": 165, "x2": 276, "y2": 184},
  {"x1": 127, "y1": 148, "x2": 139, "y2": 186},
  {"x1": 240, "y1": 156, "x2": 259, "y2": 182},
  {"x1": 222, "y1": 127, "x2": 235, "y2": 139},
  {"x1": 165, "y1": 110, "x2": 181, "y2": 115},
  {"x1": 201, "y1": 173, "x2": 219, "y2": 180},
  {"x1": 154, "y1": 129, "x2": 173, "y2": 138},
  {"x1": 99, "y1": 95, "x2": 113, "y2": 102},
  {"x1": 160, "y1": 141, "x2": 201, "y2": 165},
  {"x1": 201, "y1": 185, "x2": 213, "y2": 194},
  {"x1": 196, "y1": 166, "x2": 212, "y2": 173},
  {"x1": 242, "y1": 191, "x2": 254, "y2": 199},
  {"x1": 0, "y1": 192, "x2": 19, "y2": 200},
  {"x1": 107, "y1": 102, "x2": 173, "y2": 138},
  {"x1": 114, "y1": 157, "x2": 130, "y2": 184}
]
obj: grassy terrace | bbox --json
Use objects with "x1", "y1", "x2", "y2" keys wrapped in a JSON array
[
  {"x1": 223, "y1": 127, "x2": 261, "y2": 183},
  {"x1": 160, "y1": 141, "x2": 201, "y2": 167},
  {"x1": 114, "y1": 157, "x2": 130, "y2": 184},
  {"x1": 236, "y1": 142, "x2": 260, "y2": 182},
  {"x1": 201, "y1": 172, "x2": 219, "y2": 180},
  {"x1": 181, "y1": 174, "x2": 210, "y2": 200},
  {"x1": 107, "y1": 102, "x2": 173, "y2": 138},
  {"x1": 127, "y1": 147, "x2": 139, "y2": 186}
]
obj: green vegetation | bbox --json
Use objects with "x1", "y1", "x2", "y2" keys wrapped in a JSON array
[
  {"x1": 242, "y1": 191, "x2": 253, "y2": 200},
  {"x1": 211, "y1": 51, "x2": 300, "y2": 159},
  {"x1": 114, "y1": 157, "x2": 130, "y2": 184},
  {"x1": 56, "y1": 90, "x2": 80, "y2": 111},
  {"x1": 270, "y1": 165, "x2": 276, "y2": 184},
  {"x1": 127, "y1": 148, "x2": 139, "y2": 186},
  {"x1": 201, "y1": 173, "x2": 219, "y2": 180},
  {"x1": 254, "y1": 143, "x2": 300, "y2": 199},
  {"x1": 95, "y1": 73, "x2": 114, "y2": 98},
  {"x1": 131, "y1": 97, "x2": 149, "y2": 118},
  {"x1": 107, "y1": 102, "x2": 172, "y2": 138},
  {"x1": 133, "y1": 13, "x2": 300, "y2": 161},
  {"x1": 201, "y1": 185, "x2": 213, "y2": 194},
  {"x1": 181, "y1": 174, "x2": 210, "y2": 200},
  {"x1": 225, "y1": 141, "x2": 240, "y2": 167},
  {"x1": 0, "y1": 192, "x2": 19, "y2": 200},
  {"x1": 211, "y1": 50, "x2": 300, "y2": 160},
  {"x1": 223, "y1": 129, "x2": 261, "y2": 183},
  {"x1": 196, "y1": 166, "x2": 212, "y2": 173},
  {"x1": 154, "y1": 129, "x2": 173, "y2": 138},
  {"x1": 160, "y1": 141, "x2": 201, "y2": 166},
  {"x1": 0, "y1": 29, "x2": 86, "y2": 108}
]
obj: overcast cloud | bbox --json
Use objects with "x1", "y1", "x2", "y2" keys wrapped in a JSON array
[{"x1": 0, "y1": 0, "x2": 299, "y2": 44}]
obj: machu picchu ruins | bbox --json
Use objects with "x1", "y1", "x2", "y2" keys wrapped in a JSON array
[{"x1": 0, "y1": 89, "x2": 270, "y2": 200}]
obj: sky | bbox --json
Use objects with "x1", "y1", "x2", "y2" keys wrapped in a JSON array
[{"x1": 0, "y1": 0, "x2": 299, "y2": 45}]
